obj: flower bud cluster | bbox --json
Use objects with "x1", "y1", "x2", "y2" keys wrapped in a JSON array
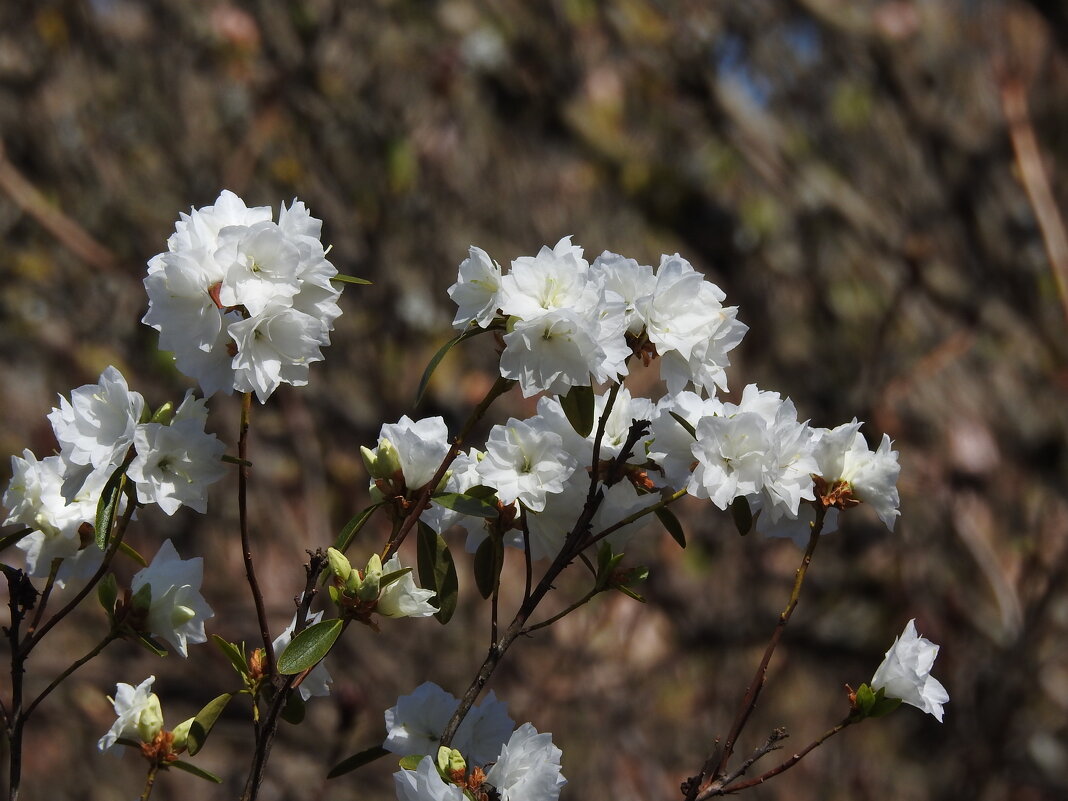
[
  {"x1": 143, "y1": 190, "x2": 342, "y2": 402},
  {"x1": 3, "y1": 367, "x2": 226, "y2": 584}
]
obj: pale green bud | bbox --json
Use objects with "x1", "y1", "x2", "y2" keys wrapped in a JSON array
[
  {"x1": 327, "y1": 547, "x2": 353, "y2": 581},
  {"x1": 375, "y1": 438, "x2": 403, "y2": 480},
  {"x1": 358, "y1": 553, "x2": 383, "y2": 602},
  {"x1": 137, "y1": 694, "x2": 164, "y2": 743},
  {"x1": 436, "y1": 745, "x2": 466, "y2": 776},
  {"x1": 170, "y1": 604, "x2": 197, "y2": 628},
  {"x1": 360, "y1": 445, "x2": 378, "y2": 477},
  {"x1": 170, "y1": 717, "x2": 194, "y2": 752}
]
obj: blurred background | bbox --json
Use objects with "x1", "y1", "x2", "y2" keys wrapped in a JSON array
[{"x1": 1, "y1": 0, "x2": 1066, "y2": 799}]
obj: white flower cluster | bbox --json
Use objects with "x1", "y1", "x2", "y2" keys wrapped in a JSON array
[
  {"x1": 143, "y1": 190, "x2": 342, "y2": 402},
  {"x1": 448, "y1": 238, "x2": 747, "y2": 397},
  {"x1": 386, "y1": 682, "x2": 566, "y2": 801},
  {"x1": 2, "y1": 366, "x2": 227, "y2": 584}
]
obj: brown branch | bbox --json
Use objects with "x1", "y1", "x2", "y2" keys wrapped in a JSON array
[{"x1": 0, "y1": 139, "x2": 117, "y2": 272}]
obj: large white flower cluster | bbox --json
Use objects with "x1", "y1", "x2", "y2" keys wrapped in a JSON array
[
  {"x1": 386, "y1": 682, "x2": 565, "y2": 801},
  {"x1": 2, "y1": 367, "x2": 227, "y2": 584},
  {"x1": 143, "y1": 190, "x2": 342, "y2": 402},
  {"x1": 448, "y1": 238, "x2": 747, "y2": 397}
]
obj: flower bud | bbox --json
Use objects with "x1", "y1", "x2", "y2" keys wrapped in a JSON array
[
  {"x1": 358, "y1": 553, "x2": 383, "y2": 602},
  {"x1": 437, "y1": 745, "x2": 466, "y2": 776},
  {"x1": 327, "y1": 547, "x2": 353, "y2": 582},
  {"x1": 136, "y1": 694, "x2": 164, "y2": 743},
  {"x1": 170, "y1": 717, "x2": 194, "y2": 753}
]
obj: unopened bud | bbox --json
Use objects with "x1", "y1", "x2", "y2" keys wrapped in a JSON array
[
  {"x1": 170, "y1": 717, "x2": 194, "y2": 753},
  {"x1": 327, "y1": 547, "x2": 353, "y2": 581},
  {"x1": 137, "y1": 694, "x2": 164, "y2": 743}
]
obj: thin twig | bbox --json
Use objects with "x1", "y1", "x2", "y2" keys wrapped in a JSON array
[
  {"x1": 237, "y1": 391, "x2": 275, "y2": 677},
  {"x1": 695, "y1": 727, "x2": 788, "y2": 798}
]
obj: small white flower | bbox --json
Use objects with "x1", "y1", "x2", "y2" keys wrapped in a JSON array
[
  {"x1": 127, "y1": 392, "x2": 228, "y2": 515},
  {"x1": 217, "y1": 221, "x2": 302, "y2": 316},
  {"x1": 871, "y1": 619, "x2": 949, "y2": 722},
  {"x1": 393, "y1": 755, "x2": 464, "y2": 801},
  {"x1": 497, "y1": 236, "x2": 591, "y2": 320},
  {"x1": 98, "y1": 676, "x2": 163, "y2": 753},
  {"x1": 499, "y1": 309, "x2": 604, "y2": 397},
  {"x1": 130, "y1": 539, "x2": 213, "y2": 657},
  {"x1": 485, "y1": 723, "x2": 567, "y2": 801},
  {"x1": 47, "y1": 366, "x2": 144, "y2": 471},
  {"x1": 476, "y1": 418, "x2": 577, "y2": 512},
  {"x1": 272, "y1": 610, "x2": 332, "y2": 700},
  {"x1": 376, "y1": 554, "x2": 437, "y2": 619},
  {"x1": 229, "y1": 305, "x2": 326, "y2": 402},
  {"x1": 448, "y1": 246, "x2": 503, "y2": 329},
  {"x1": 384, "y1": 682, "x2": 514, "y2": 767},
  {"x1": 814, "y1": 420, "x2": 901, "y2": 530},
  {"x1": 373, "y1": 416, "x2": 451, "y2": 494}
]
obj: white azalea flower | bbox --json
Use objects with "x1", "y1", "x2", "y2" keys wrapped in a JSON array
[
  {"x1": 814, "y1": 420, "x2": 901, "y2": 530},
  {"x1": 47, "y1": 366, "x2": 144, "y2": 471},
  {"x1": 130, "y1": 539, "x2": 213, "y2": 657},
  {"x1": 497, "y1": 236, "x2": 591, "y2": 319},
  {"x1": 476, "y1": 418, "x2": 577, "y2": 512},
  {"x1": 384, "y1": 682, "x2": 514, "y2": 767},
  {"x1": 229, "y1": 305, "x2": 326, "y2": 402},
  {"x1": 500, "y1": 308, "x2": 604, "y2": 397},
  {"x1": 372, "y1": 416, "x2": 451, "y2": 495},
  {"x1": 485, "y1": 723, "x2": 567, "y2": 801},
  {"x1": 871, "y1": 619, "x2": 949, "y2": 722},
  {"x1": 272, "y1": 610, "x2": 332, "y2": 700},
  {"x1": 98, "y1": 676, "x2": 163, "y2": 752},
  {"x1": 448, "y1": 245, "x2": 503, "y2": 329},
  {"x1": 376, "y1": 554, "x2": 437, "y2": 619},
  {"x1": 393, "y1": 755, "x2": 464, "y2": 801},
  {"x1": 127, "y1": 392, "x2": 227, "y2": 515},
  {"x1": 589, "y1": 251, "x2": 655, "y2": 336},
  {"x1": 217, "y1": 221, "x2": 302, "y2": 316}
]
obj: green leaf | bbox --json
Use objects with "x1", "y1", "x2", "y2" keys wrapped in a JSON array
[
  {"x1": 473, "y1": 535, "x2": 504, "y2": 599},
  {"x1": 187, "y1": 693, "x2": 233, "y2": 755},
  {"x1": 333, "y1": 502, "x2": 384, "y2": 554},
  {"x1": 464, "y1": 485, "x2": 498, "y2": 500},
  {"x1": 416, "y1": 523, "x2": 458, "y2": 624},
  {"x1": 280, "y1": 691, "x2": 306, "y2": 724},
  {"x1": 117, "y1": 540, "x2": 148, "y2": 567},
  {"x1": 730, "y1": 496, "x2": 753, "y2": 536},
  {"x1": 0, "y1": 528, "x2": 32, "y2": 553},
  {"x1": 95, "y1": 468, "x2": 127, "y2": 550},
  {"x1": 149, "y1": 401, "x2": 174, "y2": 425},
  {"x1": 868, "y1": 691, "x2": 903, "y2": 718},
  {"x1": 328, "y1": 745, "x2": 391, "y2": 778},
  {"x1": 211, "y1": 635, "x2": 249, "y2": 678},
  {"x1": 669, "y1": 411, "x2": 697, "y2": 439},
  {"x1": 97, "y1": 574, "x2": 118, "y2": 616},
  {"x1": 655, "y1": 507, "x2": 686, "y2": 548},
  {"x1": 398, "y1": 754, "x2": 425, "y2": 771},
  {"x1": 616, "y1": 584, "x2": 647, "y2": 603},
  {"x1": 415, "y1": 328, "x2": 484, "y2": 406},
  {"x1": 167, "y1": 760, "x2": 223, "y2": 783},
  {"x1": 431, "y1": 492, "x2": 499, "y2": 519},
  {"x1": 379, "y1": 567, "x2": 413, "y2": 592},
  {"x1": 855, "y1": 683, "x2": 876, "y2": 715},
  {"x1": 277, "y1": 619, "x2": 344, "y2": 675},
  {"x1": 134, "y1": 634, "x2": 168, "y2": 657},
  {"x1": 330, "y1": 274, "x2": 373, "y2": 285},
  {"x1": 560, "y1": 384, "x2": 595, "y2": 437}
]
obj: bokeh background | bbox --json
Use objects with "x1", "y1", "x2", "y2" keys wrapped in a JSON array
[{"x1": 1, "y1": 1, "x2": 1067, "y2": 799}]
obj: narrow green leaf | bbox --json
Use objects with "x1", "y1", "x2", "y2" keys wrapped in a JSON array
[
  {"x1": 855, "y1": 683, "x2": 876, "y2": 715},
  {"x1": 134, "y1": 634, "x2": 168, "y2": 657},
  {"x1": 379, "y1": 567, "x2": 413, "y2": 592},
  {"x1": 560, "y1": 384, "x2": 595, "y2": 437},
  {"x1": 221, "y1": 454, "x2": 252, "y2": 467},
  {"x1": 730, "y1": 496, "x2": 753, "y2": 536},
  {"x1": 97, "y1": 574, "x2": 118, "y2": 615},
  {"x1": 149, "y1": 401, "x2": 174, "y2": 425},
  {"x1": 431, "y1": 492, "x2": 499, "y2": 519},
  {"x1": 167, "y1": 760, "x2": 223, "y2": 783},
  {"x1": 398, "y1": 754, "x2": 425, "y2": 771},
  {"x1": 187, "y1": 693, "x2": 234, "y2": 755},
  {"x1": 869, "y1": 693, "x2": 903, "y2": 718},
  {"x1": 280, "y1": 691, "x2": 306, "y2": 724},
  {"x1": 464, "y1": 485, "x2": 498, "y2": 500},
  {"x1": 669, "y1": 411, "x2": 697, "y2": 439},
  {"x1": 473, "y1": 536, "x2": 504, "y2": 599},
  {"x1": 415, "y1": 329, "x2": 483, "y2": 406},
  {"x1": 656, "y1": 507, "x2": 687, "y2": 548},
  {"x1": 211, "y1": 635, "x2": 249, "y2": 678},
  {"x1": 616, "y1": 585, "x2": 647, "y2": 603},
  {"x1": 416, "y1": 523, "x2": 458, "y2": 624},
  {"x1": 117, "y1": 541, "x2": 148, "y2": 567},
  {"x1": 95, "y1": 468, "x2": 127, "y2": 550},
  {"x1": 330, "y1": 274, "x2": 373, "y2": 285},
  {"x1": 327, "y1": 745, "x2": 391, "y2": 778},
  {"x1": 0, "y1": 528, "x2": 32, "y2": 553},
  {"x1": 334, "y1": 502, "x2": 384, "y2": 554},
  {"x1": 277, "y1": 619, "x2": 343, "y2": 675}
]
